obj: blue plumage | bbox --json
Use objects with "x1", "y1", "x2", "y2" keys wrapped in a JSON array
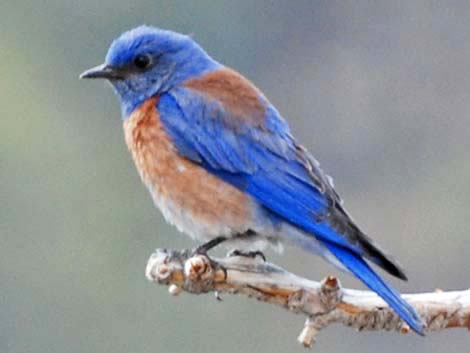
[
  {"x1": 325, "y1": 242, "x2": 424, "y2": 334},
  {"x1": 159, "y1": 88, "x2": 359, "y2": 251},
  {"x1": 158, "y1": 85, "x2": 425, "y2": 334},
  {"x1": 81, "y1": 25, "x2": 424, "y2": 335},
  {"x1": 104, "y1": 26, "x2": 220, "y2": 116}
]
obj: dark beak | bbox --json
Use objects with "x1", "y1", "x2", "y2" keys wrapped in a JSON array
[{"x1": 79, "y1": 64, "x2": 123, "y2": 80}]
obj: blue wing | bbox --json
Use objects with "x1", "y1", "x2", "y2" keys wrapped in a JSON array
[{"x1": 157, "y1": 85, "x2": 424, "y2": 334}]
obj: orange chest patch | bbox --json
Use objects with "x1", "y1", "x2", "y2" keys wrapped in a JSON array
[{"x1": 123, "y1": 97, "x2": 252, "y2": 233}]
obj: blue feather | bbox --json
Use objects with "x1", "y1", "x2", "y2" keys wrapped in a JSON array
[
  {"x1": 324, "y1": 242, "x2": 424, "y2": 335},
  {"x1": 157, "y1": 86, "x2": 424, "y2": 334},
  {"x1": 159, "y1": 89, "x2": 366, "y2": 252}
]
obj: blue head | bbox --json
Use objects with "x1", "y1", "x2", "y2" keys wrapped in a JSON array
[{"x1": 80, "y1": 26, "x2": 220, "y2": 117}]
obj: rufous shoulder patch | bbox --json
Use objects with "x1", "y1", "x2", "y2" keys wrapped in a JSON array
[{"x1": 183, "y1": 68, "x2": 266, "y2": 127}]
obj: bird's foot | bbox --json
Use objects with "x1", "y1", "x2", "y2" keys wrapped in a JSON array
[
  {"x1": 193, "y1": 236, "x2": 227, "y2": 256},
  {"x1": 227, "y1": 249, "x2": 267, "y2": 262}
]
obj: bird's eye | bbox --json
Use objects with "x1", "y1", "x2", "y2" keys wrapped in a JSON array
[{"x1": 133, "y1": 54, "x2": 152, "y2": 70}]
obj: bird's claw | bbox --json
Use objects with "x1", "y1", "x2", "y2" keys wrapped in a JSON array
[
  {"x1": 193, "y1": 236, "x2": 227, "y2": 256},
  {"x1": 214, "y1": 291, "x2": 223, "y2": 301},
  {"x1": 227, "y1": 249, "x2": 267, "y2": 262}
]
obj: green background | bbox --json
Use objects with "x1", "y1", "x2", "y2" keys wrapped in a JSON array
[{"x1": 1, "y1": 1, "x2": 469, "y2": 352}]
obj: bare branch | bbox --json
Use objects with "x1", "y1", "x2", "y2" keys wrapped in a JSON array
[{"x1": 145, "y1": 248, "x2": 470, "y2": 347}]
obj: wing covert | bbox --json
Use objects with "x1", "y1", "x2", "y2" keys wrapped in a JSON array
[{"x1": 157, "y1": 84, "x2": 362, "y2": 253}]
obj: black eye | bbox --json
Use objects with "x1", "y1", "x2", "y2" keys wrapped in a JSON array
[{"x1": 133, "y1": 54, "x2": 152, "y2": 70}]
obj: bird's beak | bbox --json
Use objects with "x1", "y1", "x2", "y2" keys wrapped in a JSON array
[{"x1": 79, "y1": 64, "x2": 123, "y2": 80}]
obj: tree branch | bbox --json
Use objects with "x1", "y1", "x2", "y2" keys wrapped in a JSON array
[{"x1": 145, "y1": 248, "x2": 470, "y2": 347}]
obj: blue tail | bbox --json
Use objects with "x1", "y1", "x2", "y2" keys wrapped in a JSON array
[{"x1": 324, "y1": 241, "x2": 425, "y2": 335}]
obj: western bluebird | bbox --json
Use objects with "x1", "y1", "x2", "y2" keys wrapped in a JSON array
[{"x1": 80, "y1": 26, "x2": 424, "y2": 334}]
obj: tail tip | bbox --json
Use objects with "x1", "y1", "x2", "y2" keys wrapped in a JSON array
[
  {"x1": 411, "y1": 322, "x2": 426, "y2": 336},
  {"x1": 401, "y1": 318, "x2": 425, "y2": 336}
]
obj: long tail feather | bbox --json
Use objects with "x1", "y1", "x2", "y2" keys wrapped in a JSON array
[{"x1": 324, "y1": 241, "x2": 425, "y2": 335}]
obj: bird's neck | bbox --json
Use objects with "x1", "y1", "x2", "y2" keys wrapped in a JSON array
[{"x1": 119, "y1": 46, "x2": 221, "y2": 119}]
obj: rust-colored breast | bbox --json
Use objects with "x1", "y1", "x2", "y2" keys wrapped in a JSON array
[{"x1": 123, "y1": 97, "x2": 252, "y2": 238}]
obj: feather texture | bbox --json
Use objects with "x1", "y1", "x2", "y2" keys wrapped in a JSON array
[{"x1": 155, "y1": 68, "x2": 424, "y2": 334}]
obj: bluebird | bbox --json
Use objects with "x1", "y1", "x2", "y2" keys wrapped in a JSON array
[{"x1": 80, "y1": 26, "x2": 424, "y2": 334}]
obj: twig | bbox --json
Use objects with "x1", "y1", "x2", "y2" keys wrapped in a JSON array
[{"x1": 145, "y1": 248, "x2": 470, "y2": 347}]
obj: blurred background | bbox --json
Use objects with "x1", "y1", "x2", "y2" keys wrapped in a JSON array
[{"x1": 1, "y1": 1, "x2": 469, "y2": 352}]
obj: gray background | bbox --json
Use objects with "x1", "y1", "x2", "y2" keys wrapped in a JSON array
[{"x1": 1, "y1": 1, "x2": 469, "y2": 352}]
